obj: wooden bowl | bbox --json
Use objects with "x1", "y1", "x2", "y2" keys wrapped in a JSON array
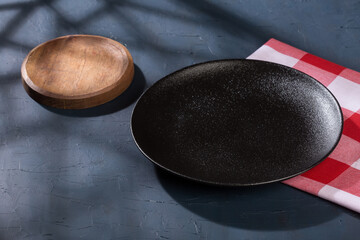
[{"x1": 21, "y1": 35, "x2": 134, "y2": 109}]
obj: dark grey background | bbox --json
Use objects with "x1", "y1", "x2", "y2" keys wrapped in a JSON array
[{"x1": 0, "y1": 0, "x2": 359, "y2": 239}]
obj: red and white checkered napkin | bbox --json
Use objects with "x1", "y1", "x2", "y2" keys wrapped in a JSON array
[{"x1": 248, "y1": 39, "x2": 360, "y2": 213}]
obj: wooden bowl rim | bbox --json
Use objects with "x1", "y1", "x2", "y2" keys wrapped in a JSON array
[{"x1": 21, "y1": 34, "x2": 134, "y2": 100}]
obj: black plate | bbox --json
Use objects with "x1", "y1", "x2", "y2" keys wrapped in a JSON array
[{"x1": 131, "y1": 60, "x2": 343, "y2": 186}]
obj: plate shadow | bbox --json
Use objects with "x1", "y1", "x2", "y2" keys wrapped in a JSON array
[{"x1": 156, "y1": 167, "x2": 344, "y2": 231}]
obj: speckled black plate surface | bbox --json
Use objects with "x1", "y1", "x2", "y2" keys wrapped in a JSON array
[{"x1": 131, "y1": 59, "x2": 343, "y2": 186}]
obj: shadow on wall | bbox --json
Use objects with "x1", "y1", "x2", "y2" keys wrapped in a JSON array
[
  {"x1": 173, "y1": 0, "x2": 272, "y2": 40},
  {"x1": 155, "y1": 167, "x2": 352, "y2": 230},
  {"x1": 104, "y1": 0, "x2": 274, "y2": 57},
  {"x1": 42, "y1": 64, "x2": 146, "y2": 117},
  {"x1": 0, "y1": 0, "x2": 55, "y2": 51}
]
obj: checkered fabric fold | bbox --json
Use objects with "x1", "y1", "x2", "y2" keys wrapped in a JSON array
[{"x1": 248, "y1": 39, "x2": 360, "y2": 213}]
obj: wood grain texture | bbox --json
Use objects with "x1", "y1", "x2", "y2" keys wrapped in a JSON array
[{"x1": 21, "y1": 35, "x2": 134, "y2": 109}]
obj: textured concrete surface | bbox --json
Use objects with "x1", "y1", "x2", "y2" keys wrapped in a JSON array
[{"x1": 0, "y1": 0, "x2": 359, "y2": 239}]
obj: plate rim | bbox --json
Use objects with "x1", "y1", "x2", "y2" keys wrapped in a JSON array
[{"x1": 131, "y1": 59, "x2": 344, "y2": 186}]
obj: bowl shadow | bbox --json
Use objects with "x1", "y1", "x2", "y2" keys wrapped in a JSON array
[{"x1": 42, "y1": 64, "x2": 146, "y2": 117}]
